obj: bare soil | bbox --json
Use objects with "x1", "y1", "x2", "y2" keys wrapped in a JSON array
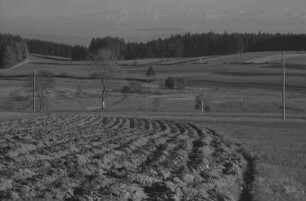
[{"x1": 0, "y1": 115, "x2": 249, "y2": 201}]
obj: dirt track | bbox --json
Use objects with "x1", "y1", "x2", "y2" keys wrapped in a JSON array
[{"x1": 0, "y1": 115, "x2": 249, "y2": 201}]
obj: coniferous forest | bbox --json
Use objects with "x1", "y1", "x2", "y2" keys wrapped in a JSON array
[
  {"x1": 26, "y1": 39, "x2": 73, "y2": 59},
  {"x1": 0, "y1": 34, "x2": 28, "y2": 69},
  {"x1": 89, "y1": 32, "x2": 306, "y2": 60},
  {"x1": 1, "y1": 32, "x2": 306, "y2": 67}
]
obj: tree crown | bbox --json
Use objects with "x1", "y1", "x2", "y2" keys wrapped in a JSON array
[{"x1": 146, "y1": 66, "x2": 156, "y2": 77}]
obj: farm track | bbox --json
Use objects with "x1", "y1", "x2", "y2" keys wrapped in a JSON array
[{"x1": 0, "y1": 115, "x2": 249, "y2": 201}]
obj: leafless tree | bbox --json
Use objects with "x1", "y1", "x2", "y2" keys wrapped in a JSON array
[
  {"x1": 90, "y1": 49, "x2": 121, "y2": 110},
  {"x1": 25, "y1": 70, "x2": 55, "y2": 112}
]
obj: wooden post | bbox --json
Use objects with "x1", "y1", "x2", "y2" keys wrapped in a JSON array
[
  {"x1": 33, "y1": 70, "x2": 36, "y2": 114},
  {"x1": 282, "y1": 52, "x2": 286, "y2": 120},
  {"x1": 201, "y1": 100, "x2": 204, "y2": 114}
]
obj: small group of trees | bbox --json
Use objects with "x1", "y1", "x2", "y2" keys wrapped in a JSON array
[
  {"x1": 29, "y1": 71, "x2": 55, "y2": 112},
  {"x1": 5, "y1": 70, "x2": 55, "y2": 112},
  {"x1": 0, "y1": 33, "x2": 28, "y2": 69},
  {"x1": 194, "y1": 94, "x2": 213, "y2": 113},
  {"x1": 145, "y1": 66, "x2": 186, "y2": 89},
  {"x1": 89, "y1": 37, "x2": 125, "y2": 60},
  {"x1": 165, "y1": 76, "x2": 186, "y2": 89}
]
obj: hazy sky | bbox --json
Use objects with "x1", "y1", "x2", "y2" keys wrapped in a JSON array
[{"x1": 1, "y1": 0, "x2": 305, "y2": 16}]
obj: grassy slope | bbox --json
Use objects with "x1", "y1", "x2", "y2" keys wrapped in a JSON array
[{"x1": 201, "y1": 120, "x2": 306, "y2": 201}]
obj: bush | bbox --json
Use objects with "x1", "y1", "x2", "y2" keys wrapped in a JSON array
[
  {"x1": 4, "y1": 89, "x2": 29, "y2": 111},
  {"x1": 176, "y1": 77, "x2": 186, "y2": 90},
  {"x1": 89, "y1": 72, "x2": 102, "y2": 79},
  {"x1": 9, "y1": 89, "x2": 28, "y2": 102},
  {"x1": 152, "y1": 97, "x2": 162, "y2": 110},
  {"x1": 129, "y1": 81, "x2": 144, "y2": 93},
  {"x1": 146, "y1": 66, "x2": 156, "y2": 82},
  {"x1": 205, "y1": 105, "x2": 213, "y2": 112},
  {"x1": 121, "y1": 86, "x2": 131, "y2": 94},
  {"x1": 165, "y1": 76, "x2": 175, "y2": 89}
]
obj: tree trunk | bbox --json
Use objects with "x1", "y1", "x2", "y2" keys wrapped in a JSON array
[
  {"x1": 38, "y1": 93, "x2": 43, "y2": 112},
  {"x1": 101, "y1": 80, "x2": 106, "y2": 110}
]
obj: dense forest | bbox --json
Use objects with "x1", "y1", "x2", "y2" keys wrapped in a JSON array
[
  {"x1": 0, "y1": 33, "x2": 28, "y2": 69},
  {"x1": 26, "y1": 39, "x2": 73, "y2": 58},
  {"x1": 2, "y1": 32, "x2": 306, "y2": 66},
  {"x1": 71, "y1": 45, "x2": 88, "y2": 61},
  {"x1": 89, "y1": 32, "x2": 306, "y2": 60}
]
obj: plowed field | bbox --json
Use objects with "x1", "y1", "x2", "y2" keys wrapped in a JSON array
[{"x1": 0, "y1": 115, "x2": 249, "y2": 201}]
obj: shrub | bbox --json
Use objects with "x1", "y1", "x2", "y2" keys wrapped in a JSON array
[
  {"x1": 4, "y1": 89, "x2": 29, "y2": 111},
  {"x1": 9, "y1": 89, "x2": 28, "y2": 102},
  {"x1": 129, "y1": 81, "x2": 144, "y2": 93},
  {"x1": 176, "y1": 77, "x2": 186, "y2": 90},
  {"x1": 152, "y1": 97, "x2": 162, "y2": 110},
  {"x1": 146, "y1": 66, "x2": 156, "y2": 82},
  {"x1": 89, "y1": 72, "x2": 102, "y2": 79},
  {"x1": 121, "y1": 86, "x2": 131, "y2": 94},
  {"x1": 165, "y1": 76, "x2": 175, "y2": 89},
  {"x1": 205, "y1": 105, "x2": 213, "y2": 112}
]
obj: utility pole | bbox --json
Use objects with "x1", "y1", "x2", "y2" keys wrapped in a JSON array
[
  {"x1": 33, "y1": 70, "x2": 36, "y2": 114},
  {"x1": 282, "y1": 52, "x2": 286, "y2": 120},
  {"x1": 243, "y1": 96, "x2": 246, "y2": 112},
  {"x1": 145, "y1": 93, "x2": 148, "y2": 111}
]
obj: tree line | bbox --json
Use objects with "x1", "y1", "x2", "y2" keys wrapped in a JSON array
[
  {"x1": 0, "y1": 33, "x2": 28, "y2": 69},
  {"x1": 26, "y1": 39, "x2": 73, "y2": 59},
  {"x1": 2, "y1": 32, "x2": 306, "y2": 66},
  {"x1": 89, "y1": 32, "x2": 306, "y2": 60},
  {"x1": 26, "y1": 39, "x2": 90, "y2": 61}
]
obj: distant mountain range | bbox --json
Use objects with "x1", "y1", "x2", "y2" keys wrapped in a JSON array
[{"x1": 1, "y1": 9, "x2": 305, "y2": 45}]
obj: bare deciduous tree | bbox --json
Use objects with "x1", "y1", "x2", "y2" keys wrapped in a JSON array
[
  {"x1": 90, "y1": 49, "x2": 120, "y2": 110},
  {"x1": 25, "y1": 70, "x2": 55, "y2": 112}
]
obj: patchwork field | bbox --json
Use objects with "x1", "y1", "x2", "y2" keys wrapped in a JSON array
[
  {"x1": 0, "y1": 51, "x2": 305, "y2": 201},
  {"x1": 0, "y1": 115, "x2": 249, "y2": 201},
  {"x1": 1, "y1": 51, "x2": 305, "y2": 115}
]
